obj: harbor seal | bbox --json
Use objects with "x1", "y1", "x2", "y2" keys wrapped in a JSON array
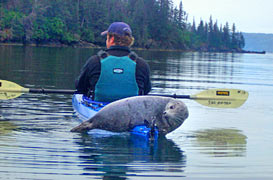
[{"x1": 71, "y1": 96, "x2": 189, "y2": 135}]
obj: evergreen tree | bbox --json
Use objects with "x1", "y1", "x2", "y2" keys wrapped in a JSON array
[
  {"x1": 223, "y1": 22, "x2": 231, "y2": 49},
  {"x1": 0, "y1": 0, "x2": 245, "y2": 51},
  {"x1": 239, "y1": 32, "x2": 245, "y2": 49},
  {"x1": 197, "y1": 20, "x2": 205, "y2": 42},
  {"x1": 208, "y1": 16, "x2": 214, "y2": 49},
  {"x1": 178, "y1": 1, "x2": 186, "y2": 29},
  {"x1": 231, "y1": 23, "x2": 238, "y2": 49},
  {"x1": 191, "y1": 18, "x2": 196, "y2": 33}
]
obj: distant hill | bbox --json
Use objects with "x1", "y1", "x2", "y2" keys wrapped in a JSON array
[{"x1": 243, "y1": 33, "x2": 273, "y2": 53}]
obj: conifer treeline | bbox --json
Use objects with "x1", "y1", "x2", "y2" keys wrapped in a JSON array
[{"x1": 0, "y1": 0, "x2": 245, "y2": 51}]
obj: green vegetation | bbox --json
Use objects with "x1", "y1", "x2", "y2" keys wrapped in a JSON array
[{"x1": 0, "y1": 0, "x2": 244, "y2": 51}]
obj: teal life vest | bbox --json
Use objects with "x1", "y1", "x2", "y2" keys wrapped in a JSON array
[{"x1": 94, "y1": 50, "x2": 139, "y2": 102}]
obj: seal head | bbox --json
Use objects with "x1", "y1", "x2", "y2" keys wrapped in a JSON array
[{"x1": 156, "y1": 99, "x2": 189, "y2": 134}]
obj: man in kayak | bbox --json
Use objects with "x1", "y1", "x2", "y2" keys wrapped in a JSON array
[{"x1": 75, "y1": 22, "x2": 151, "y2": 102}]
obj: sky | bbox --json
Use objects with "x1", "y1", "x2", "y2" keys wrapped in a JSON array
[{"x1": 173, "y1": 0, "x2": 273, "y2": 34}]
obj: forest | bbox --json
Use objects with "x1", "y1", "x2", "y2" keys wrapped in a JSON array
[{"x1": 0, "y1": 0, "x2": 245, "y2": 52}]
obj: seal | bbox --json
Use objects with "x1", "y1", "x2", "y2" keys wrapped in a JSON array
[{"x1": 71, "y1": 96, "x2": 189, "y2": 135}]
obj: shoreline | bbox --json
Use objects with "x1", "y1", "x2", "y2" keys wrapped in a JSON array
[{"x1": 0, "y1": 42, "x2": 266, "y2": 54}]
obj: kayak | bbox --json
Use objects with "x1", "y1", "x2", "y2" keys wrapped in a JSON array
[
  {"x1": 72, "y1": 94, "x2": 158, "y2": 139},
  {"x1": 72, "y1": 94, "x2": 107, "y2": 121}
]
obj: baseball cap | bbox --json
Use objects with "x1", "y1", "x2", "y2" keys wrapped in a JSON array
[{"x1": 101, "y1": 22, "x2": 132, "y2": 36}]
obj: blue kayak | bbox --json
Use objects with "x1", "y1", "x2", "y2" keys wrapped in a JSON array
[
  {"x1": 72, "y1": 94, "x2": 107, "y2": 121},
  {"x1": 72, "y1": 94, "x2": 158, "y2": 139}
]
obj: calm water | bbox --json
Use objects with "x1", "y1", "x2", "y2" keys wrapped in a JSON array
[{"x1": 0, "y1": 46, "x2": 273, "y2": 179}]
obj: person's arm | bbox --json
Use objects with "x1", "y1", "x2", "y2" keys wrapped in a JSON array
[
  {"x1": 75, "y1": 56, "x2": 101, "y2": 94},
  {"x1": 136, "y1": 57, "x2": 152, "y2": 95},
  {"x1": 143, "y1": 63, "x2": 152, "y2": 94}
]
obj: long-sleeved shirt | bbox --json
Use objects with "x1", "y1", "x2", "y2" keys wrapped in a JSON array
[{"x1": 75, "y1": 46, "x2": 152, "y2": 97}]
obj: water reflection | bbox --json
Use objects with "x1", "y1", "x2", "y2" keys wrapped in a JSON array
[
  {"x1": 193, "y1": 128, "x2": 247, "y2": 157},
  {"x1": 0, "y1": 46, "x2": 96, "y2": 89},
  {"x1": 74, "y1": 134, "x2": 186, "y2": 179},
  {"x1": 0, "y1": 120, "x2": 17, "y2": 135},
  {"x1": 148, "y1": 52, "x2": 243, "y2": 91},
  {"x1": 0, "y1": 94, "x2": 73, "y2": 134}
]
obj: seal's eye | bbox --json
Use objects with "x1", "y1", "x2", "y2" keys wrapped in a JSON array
[{"x1": 170, "y1": 105, "x2": 175, "y2": 109}]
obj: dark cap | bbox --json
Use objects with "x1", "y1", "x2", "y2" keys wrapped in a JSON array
[{"x1": 101, "y1": 22, "x2": 132, "y2": 36}]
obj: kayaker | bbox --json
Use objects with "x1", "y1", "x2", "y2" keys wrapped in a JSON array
[{"x1": 75, "y1": 22, "x2": 151, "y2": 102}]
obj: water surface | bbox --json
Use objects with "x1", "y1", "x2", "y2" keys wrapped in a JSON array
[{"x1": 0, "y1": 46, "x2": 273, "y2": 179}]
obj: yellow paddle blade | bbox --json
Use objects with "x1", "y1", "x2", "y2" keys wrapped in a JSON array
[
  {"x1": 0, "y1": 80, "x2": 30, "y2": 100},
  {"x1": 191, "y1": 89, "x2": 249, "y2": 108}
]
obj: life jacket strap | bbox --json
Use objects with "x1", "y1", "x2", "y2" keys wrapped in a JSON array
[{"x1": 97, "y1": 50, "x2": 138, "y2": 62}]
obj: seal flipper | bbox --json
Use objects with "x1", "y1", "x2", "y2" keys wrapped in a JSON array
[
  {"x1": 144, "y1": 119, "x2": 150, "y2": 127},
  {"x1": 149, "y1": 116, "x2": 158, "y2": 139},
  {"x1": 71, "y1": 121, "x2": 94, "y2": 132}
]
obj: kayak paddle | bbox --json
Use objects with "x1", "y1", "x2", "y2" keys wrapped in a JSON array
[
  {"x1": 0, "y1": 80, "x2": 248, "y2": 108},
  {"x1": 0, "y1": 80, "x2": 75, "y2": 100},
  {"x1": 150, "y1": 88, "x2": 248, "y2": 108}
]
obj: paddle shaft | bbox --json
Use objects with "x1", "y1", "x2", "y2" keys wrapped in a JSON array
[
  {"x1": 29, "y1": 89, "x2": 192, "y2": 99},
  {"x1": 0, "y1": 86, "x2": 190, "y2": 98},
  {"x1": 148, "y1": 94, "x2": 191, "y2": 99},
  {"x1": 29, "y1": 88, "x2": 76, "y2": 94},
  {"x1": 0, "y1": 87, "x2": 238, "y2": 100}
]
